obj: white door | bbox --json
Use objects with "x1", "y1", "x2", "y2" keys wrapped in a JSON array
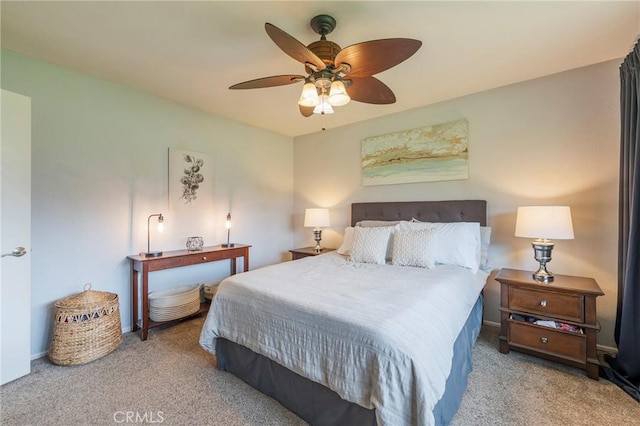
[{"x1": 1, "y1": 89, "x2": 31, "y2": 385}]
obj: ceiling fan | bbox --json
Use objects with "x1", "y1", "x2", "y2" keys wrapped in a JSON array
[{"x1": 229, "y1": 15, "x2": 422, "y2": 117}]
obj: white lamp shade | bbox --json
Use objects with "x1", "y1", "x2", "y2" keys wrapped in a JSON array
[
  {"x1": 515, "y1": 206, "x2": 574, "y2": 240},
  {"x1": 313, "y1": 95, "x2": 334, "y2": 114},
  {"x1": 304, "y1": 208, "x2": 330, "y2": 228},
  {"x1": 328, "y1": 80, "x2": 350, "y2": 107},
  {"x1": 298, "y1": 82, "x2": 320, "y2": 107}
]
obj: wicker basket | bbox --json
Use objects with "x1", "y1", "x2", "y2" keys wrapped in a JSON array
[{"x1": 49, "y1": 284, "x2": 122, "y2": 366}]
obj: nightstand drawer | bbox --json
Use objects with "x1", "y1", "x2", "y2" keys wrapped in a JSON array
[
  {"x1": 510, "y1": 287, "x2": 584, "y2": 322},
  {"x1": 509, "y1": 321, "x2": 585, "y2": 362}
]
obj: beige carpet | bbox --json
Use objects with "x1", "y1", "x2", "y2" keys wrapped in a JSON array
[{"x1": 1, "y1": 317, "x2": 638, "y2": 425}]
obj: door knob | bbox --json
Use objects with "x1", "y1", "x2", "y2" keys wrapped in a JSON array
[{"x1": 1, "y1": 247, "x2": 27, "y2": 258}]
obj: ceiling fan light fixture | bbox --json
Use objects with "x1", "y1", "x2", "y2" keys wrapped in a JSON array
[
  {"x1": 313, "y1": 94, "x2": 334, "y2": 115},
  {"x1": 298, "y1": 81, "x2": 320, "y2": 107},
  {"x1": 328, "y1": 79, "x2": 350, "y2": 107},
  {"x1": 230, "y1": 16, "x2": 422, "y2": 118}
]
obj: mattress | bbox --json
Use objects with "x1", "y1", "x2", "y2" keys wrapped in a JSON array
[{"x1": 200, "y1": 252, "x2": 489, "y2": 425}]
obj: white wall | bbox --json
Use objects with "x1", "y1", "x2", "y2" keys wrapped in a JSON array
[
  {"x1": 293, "y1": 59, "x2": 620, "y2": 348},
  {"x1": 1, "y1": 50, "x2": 295, "y2": 357}
]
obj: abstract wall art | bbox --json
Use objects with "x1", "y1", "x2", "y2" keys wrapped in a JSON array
[{"x1": 361, "y1": 119, "x2": 469, "y2": 186}]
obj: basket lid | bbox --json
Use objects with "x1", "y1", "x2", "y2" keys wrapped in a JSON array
[{"x1": 55, "y1": 283, "x2": 117, "y2": 309}]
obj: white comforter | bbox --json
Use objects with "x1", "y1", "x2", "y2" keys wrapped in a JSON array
[{"x1": 200, "y1": 252, "x2": 488, "y2": 426}]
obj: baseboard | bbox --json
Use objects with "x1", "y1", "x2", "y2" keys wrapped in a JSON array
[
  {"x1": 31, "y1": 350, "x2": 47, "y2": 361},
  {"x1": 597, "y1": 344, "x2": 618, "y2": 355},
  {"x1": 483, "y1": 320, "x2": 500, "y2": 328}
]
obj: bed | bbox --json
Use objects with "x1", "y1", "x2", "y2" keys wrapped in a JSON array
[{"x1": 200, "y1": 200, "x2": 488, "y2": 425}]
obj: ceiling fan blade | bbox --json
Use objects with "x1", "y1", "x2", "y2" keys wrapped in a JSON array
[
  {"x1": 229, "y1": 75, "x2": 305, "y2": 90},
  {"x1": 346, "y1": 76, "x2": 396, "y2": 104},
  {"x1": 335, "y1": 38, "x2": 422, "y2": 78},
  {"x1": 299, "y1": 105, "x2": 314, "y2": 117},
  {"x1": 265, "y1": 23, "x2": 326, "y2": 71}
]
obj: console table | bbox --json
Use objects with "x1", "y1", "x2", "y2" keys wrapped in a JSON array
[{"x1": 127, "y1": 244, "x2": 250, "y2": 340}]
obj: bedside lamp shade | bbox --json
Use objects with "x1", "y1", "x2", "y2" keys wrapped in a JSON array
[
  {"x1": 515, "y1": 206, "x2": 574, "y2": 240},
  {"x1": 304, "y1": 208, "x2": 330, "y2": 253},
  {"x1": 304, "y1": 208, "x2": 330, "y2": 228},
  {"x1": 515, "y1": 206, "x2": 574, "y2": 282}
]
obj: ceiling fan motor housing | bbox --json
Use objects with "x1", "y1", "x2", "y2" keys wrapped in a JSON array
[{"x1": 306, "y1": 40, "x2": 341, "y2": 72}]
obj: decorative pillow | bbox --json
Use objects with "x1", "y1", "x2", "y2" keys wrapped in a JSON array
[
  {"x1": 397, "y1": 221, "x2": 481, "y2": 272},
  {"x1": 355, "y1": 220, "x2": 401, "y2": 260},
  {"x1": 392, "y1": 228, "x2": 436, "y2": 268},
  {"x1": 480, "y1": 226, "x2": 492, "y2": 270},
  {"x1": 337, "y1": 226, "x2": 355, "y2": 256},
  {"x1": 350, "y1": 226, "x2": 393, "y2": 265}
]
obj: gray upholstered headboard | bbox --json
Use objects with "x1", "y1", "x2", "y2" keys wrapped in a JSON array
[{"x1": 351, "y1": 200, "x2": 487, "y2": 227}]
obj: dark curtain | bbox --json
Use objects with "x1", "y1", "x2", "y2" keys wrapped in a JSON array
[{"x1": 601, "y1": 39, "x2": 640, "y2": 402}]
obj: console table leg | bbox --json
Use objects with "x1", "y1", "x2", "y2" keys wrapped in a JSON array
[
  {"x1": 141, "y1": 264, "x2": 149, "y2": 341},
  {"x1": 131, "y1": 266, "x2": 139, "y2": 332}
]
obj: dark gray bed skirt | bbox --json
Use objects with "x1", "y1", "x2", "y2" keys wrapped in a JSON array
[{"x1": 216, "y1": 296, "x2": 484, "y2": 425}]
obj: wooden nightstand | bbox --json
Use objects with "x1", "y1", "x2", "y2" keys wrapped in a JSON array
[
  {"x1": 289, "y1": 247, "x2": 335, "y2": 260},
  {"x1": 496, "y1": 268, "x2": 604, "y2": 380}
]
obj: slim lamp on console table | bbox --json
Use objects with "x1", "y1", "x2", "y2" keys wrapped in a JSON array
[
  {"x1": 143, "y1": 213, "x2": 164, "y2": 258},
  {"x1": 222, "y1": 212, "x2": 234, "y2": 248}
]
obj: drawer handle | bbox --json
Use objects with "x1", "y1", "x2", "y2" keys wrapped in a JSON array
[
  {"x1": 202, "y1": 256, "x2": 207, "y2": 260},
  {"x1": 540, "y1": 337, "x2": 548, "y2": 344},
  {"x1": 540, "y1": 300, "x2": 547, "y2": 307}
]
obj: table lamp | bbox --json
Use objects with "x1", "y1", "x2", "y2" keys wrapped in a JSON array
[
  {"x1": 144, "y1": 213, "x2": 164, "y2": 257},
  {"x1": 304, "y1": 208, "x2": 330, "y2": 253},
  {"x1": 515, "y1": 206, "x2": 574, "y2": 282},
  {"x1": 222, "y1": 212, "x2": 234, "y2": 247}
]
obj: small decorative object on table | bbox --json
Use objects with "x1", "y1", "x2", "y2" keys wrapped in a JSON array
[{"x1": 186, "y1": 236, "x2": 204, "y2": 251}]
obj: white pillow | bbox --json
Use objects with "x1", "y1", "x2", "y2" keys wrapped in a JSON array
[
  {"x1": 392, "y1": 228, "x2": 436, "y2": 268},
  {"x1": 350, "y1": 226, "x2": 393, "y2": 265},
  {"x1": 355, "y1": 221, "x2": 399, "y2": 260},
  {"x1": 480, "y1": 226, "x2": 492, "y2": 270},
  {"x1": 337, "y1": 226, "x2": 355, "y2": 256},
  {"x1": 396, "y1": 221, "x2": 481, "y2": 272},
  {"x1": 411, "y1": 219, "x2": 490, "y2": 268}
]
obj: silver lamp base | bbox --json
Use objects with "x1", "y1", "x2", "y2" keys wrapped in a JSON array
[
  {"x1": 143, "y1": 251, "x2": 163, "y2": 258},
  {"x1": 531, "y1": 239, "x2": 554, "y2": 282},
  {"x1": 313, "y1": 229, "x2": 323, "y2": 253}
]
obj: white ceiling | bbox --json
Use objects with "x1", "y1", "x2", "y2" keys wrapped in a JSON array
[{"x1": 1, "y1": 1, "x2": 638, "y2": 137}]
